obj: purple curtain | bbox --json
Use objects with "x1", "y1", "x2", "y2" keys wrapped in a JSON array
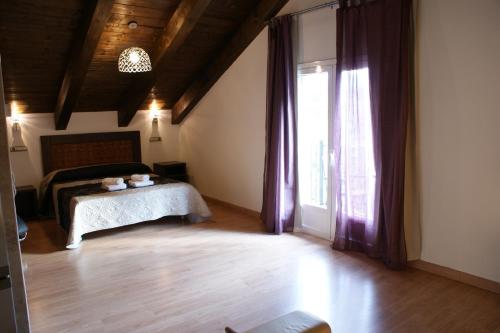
[
  {"x1": 261, "y1": 15, "x2": 296, "y2": 234},
  {"x1": 332, "y1": 0, "x2": 413, "y2": 268}
]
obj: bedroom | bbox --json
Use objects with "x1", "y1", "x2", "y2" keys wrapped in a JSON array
[{"x1": 0, "y1": 0, "x2": 499, "y2": 332}]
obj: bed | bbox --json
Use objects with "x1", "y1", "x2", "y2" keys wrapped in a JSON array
[{"x1": 39, "y1": 131, "x2": 211, "y2": 249}]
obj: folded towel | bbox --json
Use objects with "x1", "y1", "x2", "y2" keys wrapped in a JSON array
[
  {"x1": 101, "y1": 183, "x2": 127, "y2": 191},
  {"x1": 131, "y1": 174, "x2": 150, "y2": 182},
  {"x1": 102, "y1": 177, "x2": 124, "y2": 185},
  {"x1": 128, "y1": 180, "x2": 154, "y2": 188}
]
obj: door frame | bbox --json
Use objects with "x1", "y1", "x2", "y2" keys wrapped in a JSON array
[
  {"x1": 295, "y1": 59, "x2": 337, "y2": 241},
  {"x1": 0, "y1": 55, "x2": 31, "y2": 332}
]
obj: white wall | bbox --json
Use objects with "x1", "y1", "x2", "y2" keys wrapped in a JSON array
[
  {"x1": 417, "y1": 0, "x2": 500, "y2": 282},
  {"x1": 9, "y1": 110, "x2": 179, "y2": 188},
  {"x1": 179, "y1": 0, "x2": 336, "y2": 212},
  {"x1": 296, "y1": 4, "x2": 336, "y2": 63},
  {"x1": 179, "y1": 31, "x2": 267, "y2": 211}
]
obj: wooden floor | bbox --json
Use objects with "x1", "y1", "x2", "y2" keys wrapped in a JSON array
[{"x1": 22, "y1": 203, "x2": 500, "y2": 333}]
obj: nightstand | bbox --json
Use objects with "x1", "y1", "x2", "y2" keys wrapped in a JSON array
[
  {"x1": 153, "y1": 161, "x2": 188, "y2": 182},
  {"x1": 15, "y1": 185, "x2": 38, "y2": 220}
]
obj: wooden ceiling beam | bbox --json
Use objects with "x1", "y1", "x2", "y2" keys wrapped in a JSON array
[
  {"x1": 117, "y1": 0, "x2": 214, "y2": 127},
  {"x1": 53, "y1": 0, "x2": 114, "y2": 130},
  {"x1": 170, "y1": 0, "x2": 289, "y2": 124}
]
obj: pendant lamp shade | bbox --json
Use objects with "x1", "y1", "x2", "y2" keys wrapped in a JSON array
[{"x1": 118, "y1": 47, "x2": 152, "y2": 73}]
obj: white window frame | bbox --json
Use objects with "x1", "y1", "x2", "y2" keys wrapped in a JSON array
[{"x1": 296, "y1": 59, "x2": 337, "y2": 241}]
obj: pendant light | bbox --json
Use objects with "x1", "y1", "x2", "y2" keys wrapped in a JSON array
[{"x1": 118, "y1": 21, "x2": 152, "y2": 73}]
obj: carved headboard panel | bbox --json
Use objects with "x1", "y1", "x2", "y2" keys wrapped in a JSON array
[{"x1": 40, "y1": 131, "x2": 142, "y2": 175}]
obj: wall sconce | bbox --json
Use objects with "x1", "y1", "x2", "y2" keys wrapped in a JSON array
[
  {"x1": 9, "y1": 102, "x2": 27, "y2": 152},
  {"x1": 149, "y1": 100, "x2": 162, "y2": 142}
]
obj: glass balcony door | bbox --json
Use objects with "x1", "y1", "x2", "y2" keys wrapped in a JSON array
[{"x1": 297, "y1": 60, "x2": 336, "y2": 240}]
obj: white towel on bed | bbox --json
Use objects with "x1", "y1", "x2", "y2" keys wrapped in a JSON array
[
  {"x1": 129, "y1": 180, "x2": 154, "y2": 188},
  {"x1": 102, "y1": 177, "x2": 124, "y2": 185},
  {"x1": 131, "y1": 174, "x2": 150, "y2": 182},
  {"x1": 101, "y1": 183, "x2": 127, "y2": 191}
]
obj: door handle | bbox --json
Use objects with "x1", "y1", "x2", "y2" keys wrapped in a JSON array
[{"x1": 0, "y1": 265, "x2": 11, "y2": 290}]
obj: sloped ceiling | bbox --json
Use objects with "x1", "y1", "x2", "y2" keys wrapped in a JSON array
[{"x1": 0, "y1": 0, "x2": 288, "y2": 128}]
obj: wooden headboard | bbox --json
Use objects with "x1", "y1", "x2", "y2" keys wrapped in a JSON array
[{"x1": 40, "y1": 131, "x2": 142, "y2": 175}]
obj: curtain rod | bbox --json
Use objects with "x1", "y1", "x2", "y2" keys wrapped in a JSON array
[
  {"x1": 288, "y1": 1, "x2": 338, "y2": 17},
  {"x1": 265, "y1": 1, "x2": 338, "y2": 25}
]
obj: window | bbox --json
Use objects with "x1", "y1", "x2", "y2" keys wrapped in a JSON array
[
  {"x1": 338, "y1": 67, "x2": 376, "y2": 223},
  {"x1": 297, "y1": 65, "x2": 331, "y2": 208}
]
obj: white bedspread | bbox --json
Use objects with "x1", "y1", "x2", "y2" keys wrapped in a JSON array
[{"x1": 61, "y1": 182, "x2": 211, "y2": 249}]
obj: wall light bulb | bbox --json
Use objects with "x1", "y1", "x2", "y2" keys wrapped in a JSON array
[
  {"x1": 10, "y1": 101, "x2": 21, "y2": 124},
  {"x1": 150, "y1": 100, "x2": 160, "y2": 119}
]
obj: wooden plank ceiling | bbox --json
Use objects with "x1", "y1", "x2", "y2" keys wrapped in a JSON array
[{"x1": 0, "y1": 0, "x2": 288, "y2": 129}]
